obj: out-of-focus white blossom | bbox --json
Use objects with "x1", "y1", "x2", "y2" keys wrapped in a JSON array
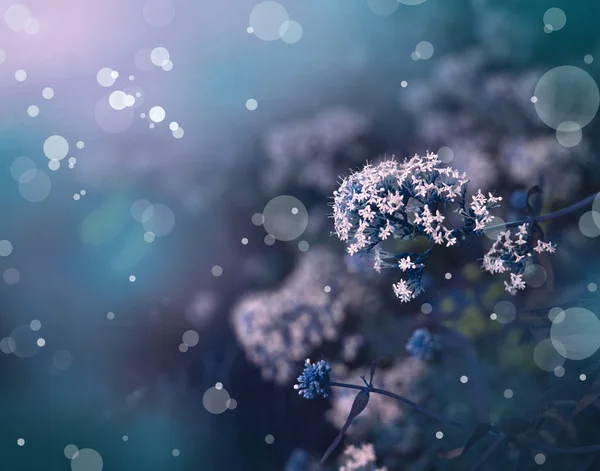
[
  {"x1": 263, "y1": 107, "x2": 371, "y2": 192},
  {"x1": 231, "y1": 248, "x2": 365, "y2": 384},
  {"x1": 339, "y1": 443, "x2": 387, "y2": 471}
]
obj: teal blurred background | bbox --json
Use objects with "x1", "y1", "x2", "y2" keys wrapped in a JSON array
[{"x1": 1, "y1": 0, "x2": 600, "y2": 470}]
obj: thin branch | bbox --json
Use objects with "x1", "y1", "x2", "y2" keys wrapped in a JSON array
[
  {"x1": 485, "y1": 192, "x2": 599, "y2": 232},
  {"x1": 328, "y1": 381, "x2": 471, "y2": 430},
  {"x1": 469, "y1": 433, "x2": 506, "y2": 471}
]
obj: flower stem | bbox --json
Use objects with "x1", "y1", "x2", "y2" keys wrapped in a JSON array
[
  {"x1": 486, "y1": 192, "x2": 599, "y2": 232},
  {"x1": 327, "y1": 380, "x2": 471, "y2": 430}
]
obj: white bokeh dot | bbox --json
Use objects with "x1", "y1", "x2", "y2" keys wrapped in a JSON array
[
  {"x1": 15, "y1": 69, "x2": 27, "y2": 82},
  {"x1": 42, "y1": 87, "x2": 54, "y2": 99},
  {"x1": 27, "y1": 105, "x2": 39, "y2": 117},
  {"x1": 0, "y1": 240, "x2": 14, "y2": 257},
  {"x1": 43, "y1": 135, "x2": 69, "y2": 161},
  {"x1": 246, "y1": 98, "x2": 258, "y2": 111},
  {"x1": 149, "y1": 106, "x2": 166, "y2": 123}
]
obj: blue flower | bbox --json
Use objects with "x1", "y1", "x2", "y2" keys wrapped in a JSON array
[
  {"x1": 406, "y1": 328, "x2": 439, "y2": 360},
  {"x1": 294, "y1": 358, "x2": 332, "y2": 399}
]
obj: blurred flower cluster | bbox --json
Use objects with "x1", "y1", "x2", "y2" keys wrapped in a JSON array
[
  {"x1": 338, "y1": 443, "x2": 386, "y2": 471},
  {"x1": 262, "y1": 107, "x2": 372, "y2": 192},
  {"x1": 400, "y1": 47, "x2": 589, "y2": 198},
  {"x1": 231, "y1": 247, "x2": 366, "y2": 384}
]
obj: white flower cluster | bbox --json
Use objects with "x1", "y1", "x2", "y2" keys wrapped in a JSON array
[
  {"x1": 339, "y1": 443, "x2": 387, "y2": 471},
  {"x1": 468, "y1": 189, "x2": 502, "y2": 231},
  {"x1": 333, "y1": 153, "x2": 503, "y2": 302},
  {"x1": 482, "y1": 223, "x2": 556, "y2": 295}
]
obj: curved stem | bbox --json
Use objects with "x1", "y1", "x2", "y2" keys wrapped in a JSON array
[
  {"x1": 486, "y1": 192, "x2": 599, "y2": 232},
  {"x1": 470, "y1": 433, "x2": 506, "y2": 471},
  {"x1": 328, "y1": 381, "x2": 471, "y2": 430}
]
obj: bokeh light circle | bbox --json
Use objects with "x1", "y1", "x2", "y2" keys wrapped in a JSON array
[
  {"x1": 11, "y1": 157, "x2": 36, "y2": 182},
  {"x1": 131, "y1": 199, "x2": 153, "y2": 222},
  {"x1": 483, "y1": 217, "x2": 506, "y2": 240},
  {"x1": 18, "y1": 170, "x2": 51, "y2": 202},
  {"x1": 280, "y1": 20, "x2": 302, "y2": 43},
  {"x1": 149, "y1": 106, "x2": 166, "y2": 123},
  {"x1": 543, "y1": 8, "x2": 566, "y2": 32},
  {"x1": 43, "y1": 135, "x2": 69, "y2": 161},
  {"x1": 437, "y1": 146, "x2": 453, "y2": 163},
  {"x1": 533, "y1": 338, "x2": 565, "y2": 371},
  {"x1": 262, "y1": 196, "x2": 308, "y2": 241},
  {"x1": 523, "y1": 264, "x2": 547, "y2": 288},
  {"x1": 415, "y1": 41, "x2": 434, "y2": 60},
  {"x1": 556, "y1": 121, "x2": 582, "y2": 147},
  {"x1": 70, "y1": 448, "x2": 103, "y2": 471},
  {"x1": 203, "y1": 386, "x2": 230, "y2": 414},
  {"x1": 579, "y1": 211, "x2": 600, "y2": 237},
  {"x1": 141, "y1": 203, "x2": 175, "y2": 237},
  {"x1": 249, "y1": 2, "x2": 289, "y2": 41},
  {"x1": 0, "y1": 240, "x2": 13, "y2": 257},
  {"x1": 96, "y1": 68, "x2": 117, "y2": 87},
  {"x1": 182, "y1": 330, "x2": 199, "y2": 347},
  {"x1": 3, "y1": 268, "x2": 19, "y2": 285},
  {"x1": 150, "y1": 47, "x2": 170, "y2": 67},
  {"x1": 548, "y1": 307, "x2": 565, "y2": 324},
  {"x1": 493, "y1": 300, "x2": 516, "y2": 324},
  {"x1": 27, "y1": 105, "x2": 39, "y2": 117},
  {"x1": 109, "y1": 91, "x2": 129, "y2": 111},
  {"x1": 226, "y1": 398, "x2": 238, "y2": 410},
  {"x1": 534, "y1": 453, "x2": 546, "y2": 465},
  {"x1": 0, "y1": 337, "x2": 16, "y2": 354},
  {"x1": 64, "y1": 444, "x2": 79, "y2": 459},
  {"x1": 533, "y1": 66, "x2": 600, "y2": 130},
  {"x1": 4, "y1": 4, "x2": 31, "y2": 31},
  {"x1": 551, "y1": 307, "x2": 600, "y2": 360},
  {"x1": 9, "y1": 325, "x2": 40, "y2": 358}
]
